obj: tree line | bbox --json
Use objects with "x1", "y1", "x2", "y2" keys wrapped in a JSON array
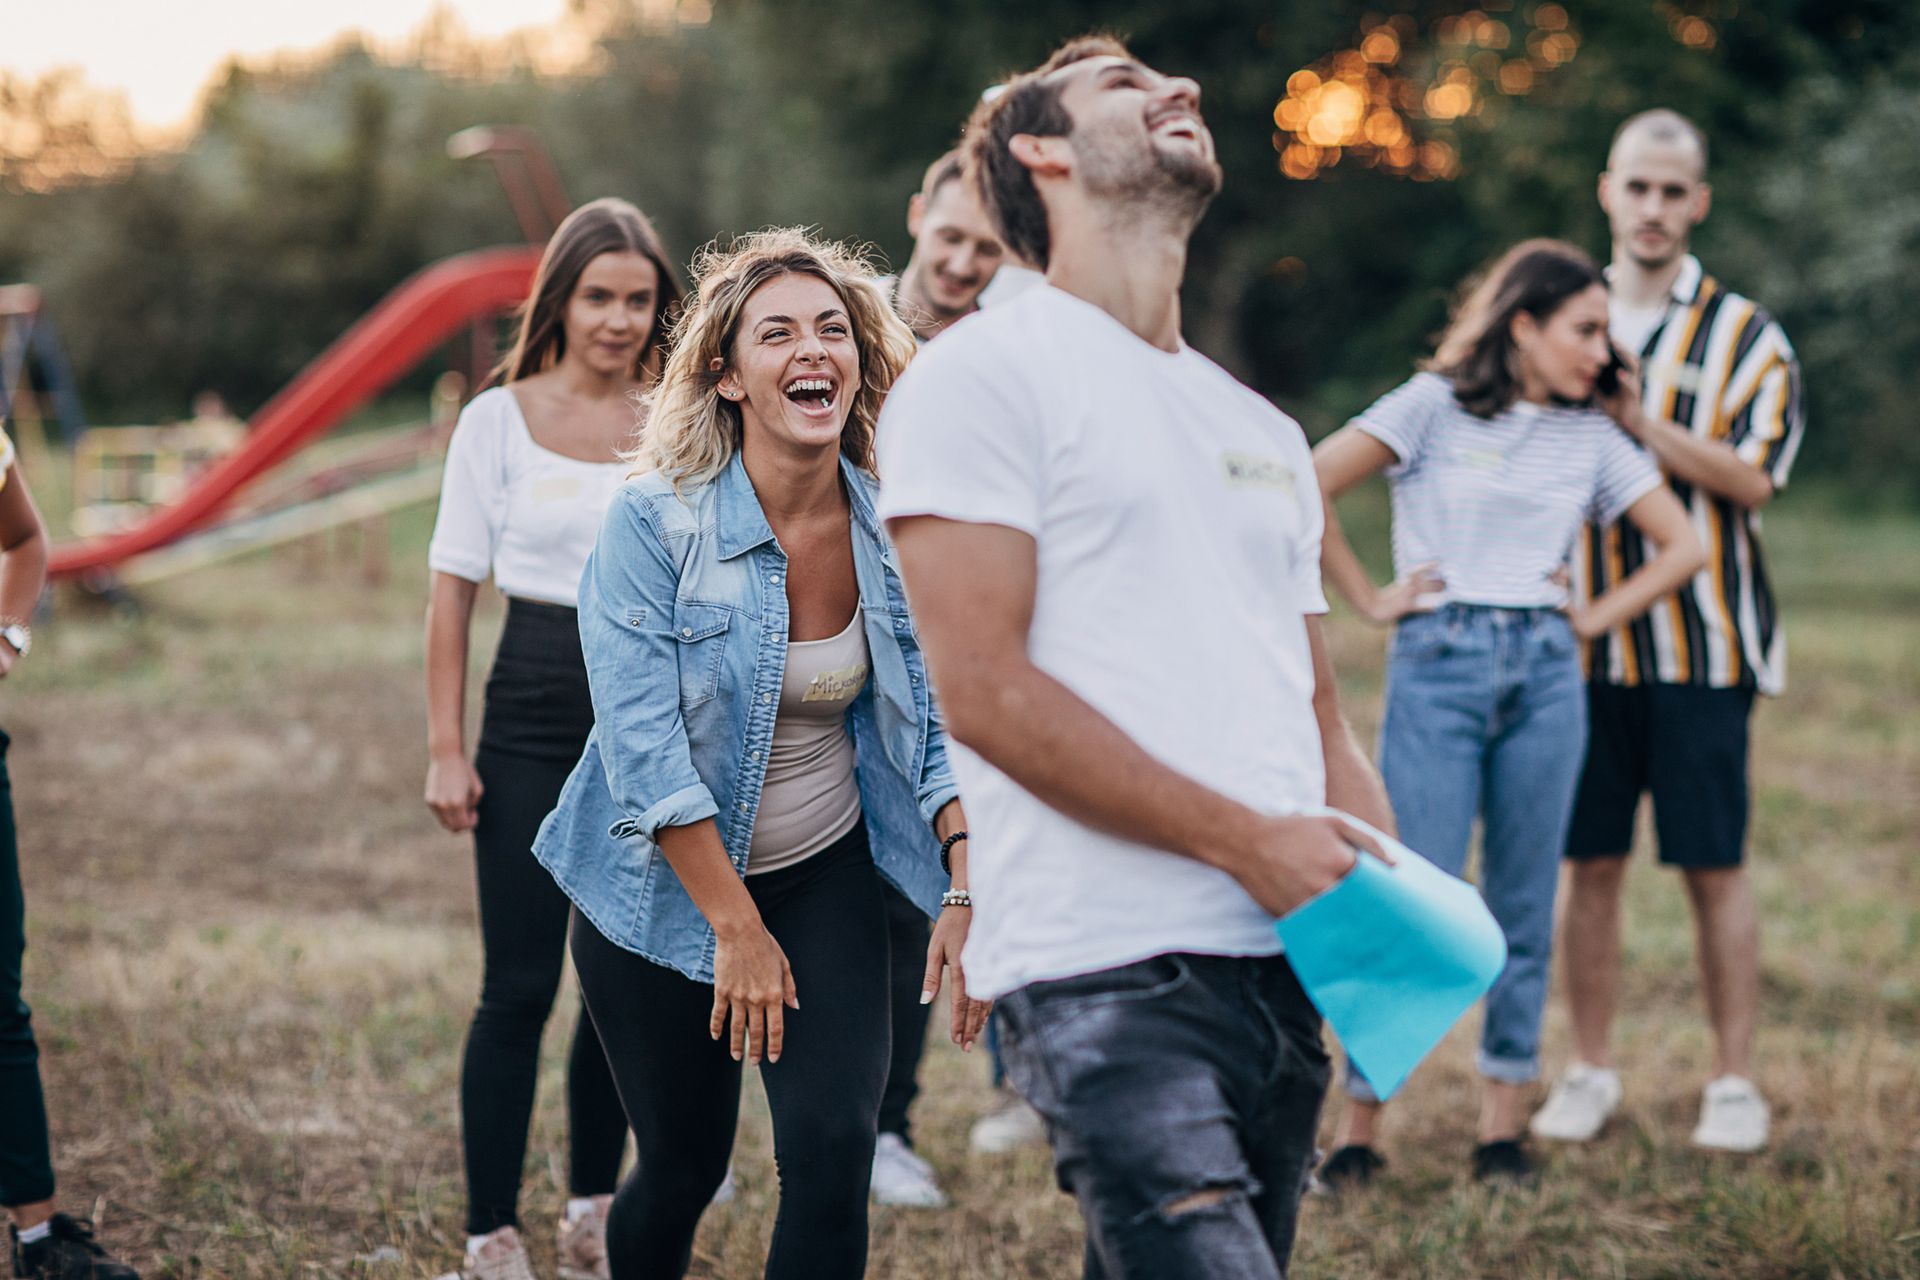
[{"x1": 2, "y1": 0, "x2": 1915, "y2": 501}]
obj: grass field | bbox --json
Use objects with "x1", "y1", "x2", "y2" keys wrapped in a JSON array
[{"x1": 9, "y1": 490, "x2": 1918, "y2": 1278}]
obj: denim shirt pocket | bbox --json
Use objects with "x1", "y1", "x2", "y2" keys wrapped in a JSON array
[{"x1": 669, "y1": 600, "x2": 733, "y2": 708}]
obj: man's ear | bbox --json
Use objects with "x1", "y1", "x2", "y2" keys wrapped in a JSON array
[
  {"x1": 1692, "y1": 182, "x2": 1713, "y2": 227},
  {"x1": 1008, "y1": 133, "x2": 1071, "y2": 179},
  {"x1": 907, "y1": 191, "x2": 926, "y2": 239},
  {"x1": 1596, "y1": 170, "x2": 1613, "y2": 218}
]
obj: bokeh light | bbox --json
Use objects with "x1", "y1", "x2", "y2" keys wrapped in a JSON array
[{"x1": 1267, "y1": 5, "x2": 1629, "y2": 182}]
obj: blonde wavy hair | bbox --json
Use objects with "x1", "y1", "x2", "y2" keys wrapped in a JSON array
[{"x1": 632, "y1": 227, "x2": 917, "y2": 487}]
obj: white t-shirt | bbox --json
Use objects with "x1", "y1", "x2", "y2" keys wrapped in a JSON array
[
  {"x1": 1609, "y1": 300, "x2": 1668, "y2": 357},
  {"x1": 978, "y1": 263, "x2": 1044, "y2": 309},
  {"x1": 876, "y1": 285, "x2": 1329, "y2": 1000},
  {"x1": 1355, "y1": 373, "x2": 1662, "y2": 609},
  {"x1": 427, "y1": 387, "x2": 632, "y2": 607}
]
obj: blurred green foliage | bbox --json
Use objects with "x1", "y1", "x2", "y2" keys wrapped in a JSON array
[{"x1": 1, "y1": 1, "x2": 1915, "y2": 500}]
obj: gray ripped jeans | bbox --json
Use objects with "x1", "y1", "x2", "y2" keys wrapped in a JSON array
[{"x1": 995, "y1": 952, "x2": 1329, "y2": 1280}]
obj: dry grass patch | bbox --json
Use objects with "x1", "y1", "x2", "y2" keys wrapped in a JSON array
[{"x1": 7, "y1": 501, "x2": 1917, "y2": 1277}]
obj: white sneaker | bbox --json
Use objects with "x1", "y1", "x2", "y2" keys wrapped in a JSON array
[
  {"x1": 460, "y1": 1227, "x2": 537, "y2": 1280},
  {"x1": 556, "y1": 1200, "x2": 611, "y2": 1280},
  {"x1": 1691, "y1": 1075, "x2": 1770, "y2": 1152},
  {"x1": 1529, "y1": 1062, "x2": 1623, "y2": 1142},
  {"x1": 870, "y1": 1132, "x2": 950, "y2": 1208},
  {"x1": 968, "y1": 1094, "x2": 1047, "y2": 1154}
]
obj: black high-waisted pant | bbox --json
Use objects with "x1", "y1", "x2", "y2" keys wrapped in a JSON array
[
  {"x1": 0, "y1": 728, "x2": 55, "y2": 1210},
  {"x1": 462, "y1": 597, "x2": 626, "y2": 1235},
  {"x1": 570, "y1": 820, "x2": 891, "y2": 1280}
]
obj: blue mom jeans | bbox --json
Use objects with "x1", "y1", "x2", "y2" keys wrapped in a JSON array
[{"x1": 1346, "y1": 604, "x2": 1587, "y2": 1100}]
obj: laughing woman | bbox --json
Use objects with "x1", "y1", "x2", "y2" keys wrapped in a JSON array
[
  {"x1": 1311, "y1": 240, "x2": 1706, "y2": 1187},
  {"x1": 424, "y1": 199, "x2": 681, "y2": 1280},
  {"x1": 534, "y1": 228, "x2": 986, "y2": 1280}
]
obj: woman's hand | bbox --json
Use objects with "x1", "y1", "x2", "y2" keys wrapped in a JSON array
[
  {"x1": 1599, "y1": 354, "x2": 1649, "y2": 441},
  {"x1": 424, "y1": 753, "x2": 484, "y2": 832},
  {"x1": 1364, "y1": 562, "x2": 1444, "y2": 626},
  {"x1": 923, "y1": 906, "x2": 991, "y2": 1051},
  {"x1": 1563, "y1": 602, "x2": 1606, "y2": 640},
  {"x1": 711, "y1": 922, "x2": 799, "y2": 1065}
]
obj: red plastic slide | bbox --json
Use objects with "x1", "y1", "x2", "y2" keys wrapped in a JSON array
[{"x1": 49, "y1": 245, "x2": 542, "y2": 577}]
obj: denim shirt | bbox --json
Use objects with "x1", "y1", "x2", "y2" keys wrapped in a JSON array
[{"x1": 533, "y1": 451, "x2": 958, "y2": 982}]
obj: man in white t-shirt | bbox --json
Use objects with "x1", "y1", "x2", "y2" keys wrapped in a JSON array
[{"x1": 876, "y1": 35, "x2": 1393, "y2": 1278}]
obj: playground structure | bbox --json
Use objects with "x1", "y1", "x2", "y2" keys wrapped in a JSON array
[{"x1": 36, "y1": 129, "x2": 567, "y2": 585}]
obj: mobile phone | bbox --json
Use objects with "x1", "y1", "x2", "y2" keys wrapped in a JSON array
[{"x1": 1595, "y1": 344, "x2": 1626, "y2": 397}]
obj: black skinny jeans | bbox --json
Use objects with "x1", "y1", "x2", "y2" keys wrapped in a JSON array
[
  {"x1": 463, "y1": 598, "x2": 627, "y2": 1235},
  {"x1": 0, "y1": 729, "x2": 55, "y2": 1209},
  {"x1": 878, "y1": 881, "x2": 934, "y2": 1143},
  {"x1": 570, "y1": 820, "x2": 891, "y2": 1280}
]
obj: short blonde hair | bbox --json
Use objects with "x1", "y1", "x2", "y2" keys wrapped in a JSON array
[{"x1": 634, "y1": 227, "x2": 916, "y2": 487}]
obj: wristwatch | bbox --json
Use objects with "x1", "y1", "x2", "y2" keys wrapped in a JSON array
[{"x1": 0, "y1": 623, "x2": 30, "y2": 656}]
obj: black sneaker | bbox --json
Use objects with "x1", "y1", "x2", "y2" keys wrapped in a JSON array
[
  {"x1": 10, "y1": 1215, "x2": 140, "y2": 1280},
  {"x1": 1471, "y1": 1138, "x2": 1540, "y2": 1187},
  {"x1": 1316, "y1": 1144, "x2": 1386, "y2": 1192}
]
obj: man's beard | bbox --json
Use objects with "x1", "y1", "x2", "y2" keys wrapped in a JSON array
[
  {"x1": 1075, "y1": 119, "x2": 1223, "y2": 229},
  {"x1": 1623, "y1": 229, "x2": 1683, "y2": 271}
]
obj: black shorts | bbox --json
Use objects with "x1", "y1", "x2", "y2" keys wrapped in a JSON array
[{"x1": 1565, "y1": 682, "x2": 1755, "y2": 869}]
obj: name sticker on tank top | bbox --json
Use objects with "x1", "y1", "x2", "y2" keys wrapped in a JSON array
[
  {"x1": 1220, "y1": 452, "x2": 1297, "y2": 497},
  {"x1": 801, "y1": 661, "x2": 869, "y2": 703}
]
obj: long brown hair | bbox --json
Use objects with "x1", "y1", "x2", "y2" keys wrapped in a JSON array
[
  {"x1": 1427, "y1": 238, "x2": 1606, "y2": 417},
  {"x1": 495, "y1": 197, "x2": 683, "y2": 385},
  {"x1": 633, "y1": 227, "x2": 917, "y2": 488}
]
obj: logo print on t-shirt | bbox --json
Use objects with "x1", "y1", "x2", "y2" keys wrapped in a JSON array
[
  {"x1": 802, "y1": 661, "x2": 869, "y2": 704},
  {"x1": 1221, "y1": 452, "x2": 1296, "y2": 497}
]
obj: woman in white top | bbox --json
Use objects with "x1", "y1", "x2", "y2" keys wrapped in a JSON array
[
  {"x1": 1310, "y1": 240, "x2": 1706, "y2": 1188},
  {"x1": 423, "y1": 198, "x2": 681, "y2": 1280}
]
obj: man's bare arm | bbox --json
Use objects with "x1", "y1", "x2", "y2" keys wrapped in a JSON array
[
  {"x1": 886, "y1": 514, "x2": 1374, "y2": 917},
  {"x1": 1603, "y1": 366, "x2": 1774, "y2": 509}
]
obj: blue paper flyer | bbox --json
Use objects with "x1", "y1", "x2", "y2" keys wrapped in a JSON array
[{"x1": 1273, "y1": 809, "x2": 1507, "y2": 1100}]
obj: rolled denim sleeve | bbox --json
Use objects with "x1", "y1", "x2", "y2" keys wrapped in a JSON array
[
  {"x1": 579, "y1": 490, "x2": 719, "y2": 842},
  {"x1": 915, "y1": 685, "x2": 960, "y2": 826}
]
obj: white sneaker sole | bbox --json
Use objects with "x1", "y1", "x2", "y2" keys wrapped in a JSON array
[
  {"x1": 1529, "y1": 1115, "x2": 1612, "y2": 1143},
  {"x1": 1690, "y1": 1128, "x2": 1767, "y2": 1153}
]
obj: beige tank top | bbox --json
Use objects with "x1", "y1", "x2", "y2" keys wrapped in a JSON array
[{"x1": 745, "y1": 604, "x2": 871, "y2": 874}]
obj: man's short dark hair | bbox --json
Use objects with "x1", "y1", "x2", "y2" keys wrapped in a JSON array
[
  {"x1": 920, "y1": 149, "x2": 966, "y2": 203},
  {"x1": 1608, "y1": 108, "x2": 1709, "y2": 177},
  {"x1": 962, "y1": 34, "x2": 1134, "y2": 270}
]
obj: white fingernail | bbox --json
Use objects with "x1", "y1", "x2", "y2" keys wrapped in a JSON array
[{"x1": 919, "y1": 991, "x2": 934, "y2": 1005}]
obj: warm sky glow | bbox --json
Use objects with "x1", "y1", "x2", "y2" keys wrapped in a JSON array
[{"x1": 4, "y1": 0, "x2": 577, "y2": 132}]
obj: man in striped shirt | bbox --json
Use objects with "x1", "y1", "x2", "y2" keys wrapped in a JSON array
[{"x1": 1533, "y1": 110, "x2": 1805, "y2": 1155}]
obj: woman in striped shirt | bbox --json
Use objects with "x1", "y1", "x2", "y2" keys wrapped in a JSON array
[{"x1": 1310, "y1": 240, "x2": 1705, "y2": 1187}]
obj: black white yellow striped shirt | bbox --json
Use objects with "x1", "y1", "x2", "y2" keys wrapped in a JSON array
[{"x1": 1578, "y1": 255, "x2": 1806, "y2": 694}]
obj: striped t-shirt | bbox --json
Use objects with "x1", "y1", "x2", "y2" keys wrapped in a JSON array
[
  {"x1": 1355, "y1": 372, "x2": 1661, "y2": 610},
  {"x1": 1578, "y1": 255, "x2": 1806, "y2": 694}
]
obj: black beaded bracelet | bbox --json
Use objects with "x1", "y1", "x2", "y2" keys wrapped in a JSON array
[{"x1": 939, "y1": 829, "x2": 968, "y2": 875}]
